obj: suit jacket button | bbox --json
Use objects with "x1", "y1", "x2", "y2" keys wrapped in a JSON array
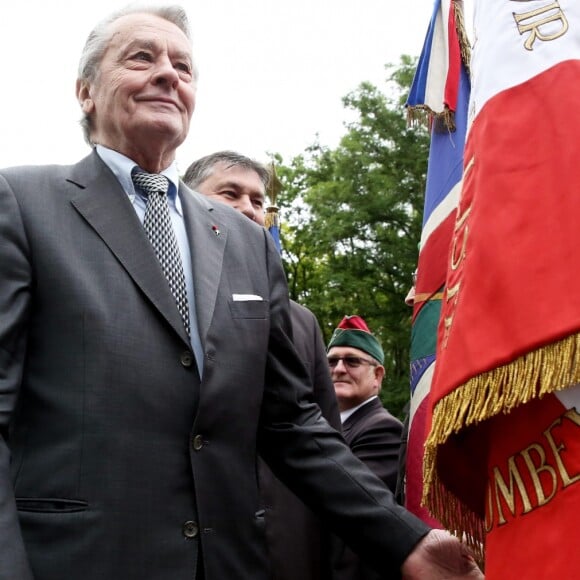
[
  {"x1": 182, "y1": 520, "x2": 199, "y2": 539},
  {"x1": 181, "y1": 351, "x2": 193, "y2": 367},
  {"x1": 192, "y1": 434, "x2": 204, "y2": 451}
]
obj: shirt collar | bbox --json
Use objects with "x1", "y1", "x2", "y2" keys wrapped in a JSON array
[
  {"x1": 340, "y1": 395, "x2": 378, "y2": 424},
  {"x1": 95, "y1": 144, "x2": 181, "y2": 206}
]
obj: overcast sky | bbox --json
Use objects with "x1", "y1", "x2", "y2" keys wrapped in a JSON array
[{"x1": 1, "y1": 0, "x2": 444, "y2": 172}]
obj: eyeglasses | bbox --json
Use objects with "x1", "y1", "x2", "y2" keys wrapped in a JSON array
[{"x1": 327, "y1": 355, "x2": 378, "y2": 369}]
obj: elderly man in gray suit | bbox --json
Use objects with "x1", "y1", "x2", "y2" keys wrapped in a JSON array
[{"x1": 0, "y1": 4, "x2": 483, "y2": 580}]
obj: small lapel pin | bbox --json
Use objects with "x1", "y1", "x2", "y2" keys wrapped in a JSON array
[{"x1": 212, "y1": 225, "x2": 221, "y2": 236}]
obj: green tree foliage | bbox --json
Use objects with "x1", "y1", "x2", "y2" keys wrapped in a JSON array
[{"x1": 272, "y1": 56, "x2": 429, "y2": 417}]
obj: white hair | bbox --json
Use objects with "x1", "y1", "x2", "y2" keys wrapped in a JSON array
[{"x1": 77, "y1": 3, "x2": 198, "y2": 144}]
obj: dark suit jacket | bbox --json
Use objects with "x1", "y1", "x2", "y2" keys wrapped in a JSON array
[
  {"x1": 333, "y1": 398, "x2": 404, "y2": 580},
  {"x1": 0, "y1": 152, "x2": 428, "y2": 580},
  {"x1": 342, "y1": 397, "x2": 403, "y2": 494},
  {"x1": 259, "y1": 301, "x2": 340, "y2": 580}
]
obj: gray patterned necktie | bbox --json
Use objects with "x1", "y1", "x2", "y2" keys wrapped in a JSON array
[{"x1": 132, "y1": 169, "x2": 190, "y2": 336}]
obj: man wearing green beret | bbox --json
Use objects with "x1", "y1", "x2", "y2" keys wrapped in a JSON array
[{"x1": 327, "y1": 315, "x2": 404, "y2": 580}]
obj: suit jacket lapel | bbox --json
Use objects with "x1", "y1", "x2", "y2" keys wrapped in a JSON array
[
  {"x1": 67, "y1": 151, "x2": 190, "y2": 345},
  {"x1": 343, "y1": 397, "x2": 381, "y2": 434},
  {"x1": 179, "y1": 185, "x2": 227, "y2": 350}
]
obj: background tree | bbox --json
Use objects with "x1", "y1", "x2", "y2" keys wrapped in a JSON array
[{"x1": 272, "y1": 56, "x2": 429, "y2": 417}]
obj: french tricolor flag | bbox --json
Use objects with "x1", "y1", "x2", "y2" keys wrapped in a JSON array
[
  {"x1": 407, "y1": 0, "x2": 465, "y2": 124},
  {"x1": 404, "y1": 0, "x2": 470, "y2": 527},
  {"x1": 424, "y1": 0, "x2": 580, "y2": 574}
]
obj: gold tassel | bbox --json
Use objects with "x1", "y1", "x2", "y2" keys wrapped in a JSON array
[
  {"x1": 406, "y1": 105, "x2": 433, "y2": 129},
  {"x1": 267, "y1": 162, "x2": 281, "y2": 207},
  {"x1": 264, "y1": 161, "x2": 282, "y2": 230},
  {"x1": 423, "y1": 332, "x2": 580, "y2": 552},
  {"x1": 407, "y1": 106, "x2": 457, "y2": 133},
  {"x1": 406, "y1": 0, "x2": 471, "y2": 131},
  {"x1": 453, "y1": 0, "x2": 472, "y2": 75},
  {"x1": 264, "y1": 207, "x2": 279, "y2": 230},
  {"x1": 424, "y1": 464, "x2": 486, "y2": 567}
]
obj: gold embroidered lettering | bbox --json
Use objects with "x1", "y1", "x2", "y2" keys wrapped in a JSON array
[
  {"x1": 544, "y1": 410, "x2": 580, "y2": 488},
  {"x1": 493, "y1": 457, "x2": 532, "y2": 526},
  {"x1": 487, "y1": 406, "x2": 580, "y2": 530},
  {"x1": 442, "y1": 315, "x2": 454, "y2": 349},
  {"x1": 454, "y1": 204, "x2": 472, "y2": 231},
  {"x1": 440, "y1": 200, "x2": 472, "y2": 349},
  {"x1": 563, "y1": 407, "x2": 580, "y2": 427},
  {"x1": 450, "y1": 226, "x2": 469, "y2": 271},
  {"x1": 442, "y1": 282, "x2": 461, "y2": 348},
  {"x1": 520, "y1": 443, "x2": 557, "y2": 506},
  {"x1": 446, "y1": 281, "x2": 461, "y2": 302},
  {"x1": 513, "y1": 1, "x2": 569, "y2": 51}
]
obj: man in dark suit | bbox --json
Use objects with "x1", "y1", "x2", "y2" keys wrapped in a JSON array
[
  {"x1": 0, "y1": 4, "x2": 483, "y2": 580},
  {"x1": 327, "y1": 315, "x2": 404, "y2": 580},
  {"x1": 184, "y1": 150, "x2": 340, "y2": 580}
]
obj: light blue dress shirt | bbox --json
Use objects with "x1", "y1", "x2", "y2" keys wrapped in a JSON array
[{"x1": 96, "y1": 145, "x2": 204, "y2": 376}]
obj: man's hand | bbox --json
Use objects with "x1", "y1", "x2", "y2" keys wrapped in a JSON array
[{"x1": 401, "y1": 530, "x2": 483, "y2": 579}]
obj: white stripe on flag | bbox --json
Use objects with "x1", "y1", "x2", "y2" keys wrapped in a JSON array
[
  {"x1": 419, "y1": 180, "x2": 461, "y2": 250},
  {"x1": 410, "y1": 361, "x2": 436, "y2": 424},
  {"x1": 423, "y1": 0, "x2": 451, "y2": 112},
  {"x1": 471, "y1": 0, "x2": 579, "y2": 123}
]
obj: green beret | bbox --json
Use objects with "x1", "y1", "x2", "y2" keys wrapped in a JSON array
[{"x1": 327, "y1": 315, "x2": 384, "y2": 365}]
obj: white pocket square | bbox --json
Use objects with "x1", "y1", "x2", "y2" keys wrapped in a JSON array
[{"x1": 232, "y1": 293, "x2": 263, "y2": 302}]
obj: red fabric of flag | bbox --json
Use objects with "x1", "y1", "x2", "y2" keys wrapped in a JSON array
[{"x1": 424, "y1": 0, "x2": 580, "y2": 567}]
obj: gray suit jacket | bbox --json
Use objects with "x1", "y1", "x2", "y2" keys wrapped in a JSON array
[{"x1": 0, "y1": 152, "x2": 428, "y2": 580}]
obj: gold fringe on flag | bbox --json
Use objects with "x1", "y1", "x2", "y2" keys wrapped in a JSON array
[
  {"x1": 405, "y1": 0, "x2": 471, "y2": 132},
  {"x1": 423, "y1": 332, "x2": 580, "y2": 554},
  {"x1": 454, "y1": 0, "x2": 471, "y2": 77},
  {"x1": 407, "y1": 106, "x2": 457, "y2": 133},
  {"x1": 425, "y1": 476, "x2": 486, "y2": 567}
]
